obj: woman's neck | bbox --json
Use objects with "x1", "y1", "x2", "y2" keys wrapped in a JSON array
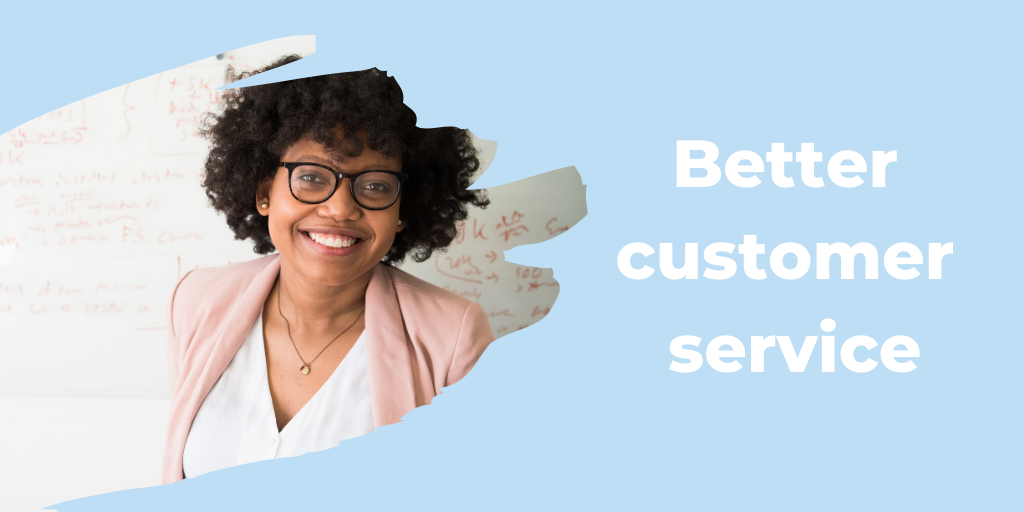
[{"x1": 274, "y1": 259, "x2": 371, "y2": 333}]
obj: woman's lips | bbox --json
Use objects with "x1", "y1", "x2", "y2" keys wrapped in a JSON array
[{"x1": 301, "y1": 230, "x2": 364, "y2": 255}]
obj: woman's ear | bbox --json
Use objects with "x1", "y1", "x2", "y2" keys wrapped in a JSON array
[{"x1": 256, "y1": 176, "x2": 274, "y2": 216}]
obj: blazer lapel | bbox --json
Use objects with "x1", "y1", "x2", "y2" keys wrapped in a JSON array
[
  {"x1": 186, "y1": 256, "x2": 281, "y2": 434},
  {"x1": 364, "y1": 263, "x2": 418, "y2": 427}
]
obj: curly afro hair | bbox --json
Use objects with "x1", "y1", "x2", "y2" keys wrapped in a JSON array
[{"x1": 199, "y1": 55, "x2": 489, "y2": 265}]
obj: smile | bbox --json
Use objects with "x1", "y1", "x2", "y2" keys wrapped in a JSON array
[{"x1": 302, "y1": 231, "x2": 363, "y2": 249}]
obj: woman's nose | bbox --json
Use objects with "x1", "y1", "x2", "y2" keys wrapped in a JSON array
[{"x1": 317, "y1": 179, "x2": 363, "y2": 220}]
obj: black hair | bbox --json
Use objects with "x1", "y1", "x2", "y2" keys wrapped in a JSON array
[{"x1": 200, "y1": 55, "x2": 489, "y2": 264}]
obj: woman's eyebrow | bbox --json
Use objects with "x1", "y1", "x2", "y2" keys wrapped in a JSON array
[
  {"x1": 295, "y1": 154, "x2": 398, "y2": 170},
  {"x1": 295, "y1": 155, "x2": 339, "y2": 166}
]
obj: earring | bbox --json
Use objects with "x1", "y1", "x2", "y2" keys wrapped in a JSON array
[
  {"x1": 397, "y1": 219, "x2": 403, "y2": 226},
  {"x1": 260, "y1": 202, "x2": 269, "y2": 209}
]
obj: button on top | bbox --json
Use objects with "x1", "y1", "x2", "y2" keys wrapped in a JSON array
[{"x1": 270, "y1": 437, "x2": 276, "y2": 446}]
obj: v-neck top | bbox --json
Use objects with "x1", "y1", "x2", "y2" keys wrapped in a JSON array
[
  {"x1": 182, "y1": 311, "x2": 374, "y2": 478},
  {"x1": 165, "y1": 257, "x2": 496, "y2": 483}
]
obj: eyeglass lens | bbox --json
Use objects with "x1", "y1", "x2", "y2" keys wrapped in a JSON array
[{"x1": 290, "y1": 165, "x2": 401, "y2": 209}]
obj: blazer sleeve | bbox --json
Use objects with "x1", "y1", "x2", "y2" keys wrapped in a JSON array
[{"x1": 445, "y1": 301, "x2": 495, "y2": 387}]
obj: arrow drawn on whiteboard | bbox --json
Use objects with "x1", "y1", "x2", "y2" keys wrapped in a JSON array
[{"x1": 410, "y1": 164, "x2": 587, "y2": 340}]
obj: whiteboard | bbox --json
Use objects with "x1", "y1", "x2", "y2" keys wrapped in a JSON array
[{"x1": 0, "y1": 36, "x2": 586, "y2": 398}]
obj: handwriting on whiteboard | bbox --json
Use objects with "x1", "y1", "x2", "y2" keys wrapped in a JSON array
[
  {"x1": 406, "y1": 166, "x2": 586, "y2": 337},
  {"x1": 150, "y1": 64, "x2": 240, "y2": 155},
  {"x1": 0, "y1": 35, "x2": 585, "y2": 399}
]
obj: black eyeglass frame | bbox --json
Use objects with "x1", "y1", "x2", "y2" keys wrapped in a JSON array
[{"x1": 280, "y1": 162, "x2": 410, "y2": 210}]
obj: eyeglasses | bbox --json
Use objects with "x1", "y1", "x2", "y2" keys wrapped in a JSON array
[{"x1": 280, "y1": 162, "x2": 409, "y2": 210}]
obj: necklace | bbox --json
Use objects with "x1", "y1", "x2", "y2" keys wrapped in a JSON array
[{"x1": 276, "y1": 283, "x2": 364, "y2": 375}]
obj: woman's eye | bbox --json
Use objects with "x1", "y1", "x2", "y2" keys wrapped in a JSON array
[
  {"x1": 299, "y1": 174, "x2": 325, "y2": 183},
  {"x1": 363, "y1": 182, "x2": 390, "y2": 192}
]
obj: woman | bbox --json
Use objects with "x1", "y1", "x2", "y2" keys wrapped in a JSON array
[{"x1": 163, "y1": 56, "x2": 493, "y2": 483}]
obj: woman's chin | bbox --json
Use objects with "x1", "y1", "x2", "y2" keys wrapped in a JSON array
[
  {"x1": 292, "y1": 264, "x2": 373, "y2": 289},
  {"x1": 279, "y1": 244, "x2": 380, "y2": 289}
]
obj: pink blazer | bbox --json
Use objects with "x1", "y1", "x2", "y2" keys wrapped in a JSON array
[{"x1": 162, "y1": 254, "x2": 494, "y2": 484}]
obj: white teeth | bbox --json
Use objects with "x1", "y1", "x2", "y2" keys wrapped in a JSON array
[{"x1": 308, "y1": 232, "x2": 357, "y2": 248}]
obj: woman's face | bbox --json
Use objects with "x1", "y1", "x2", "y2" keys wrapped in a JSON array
[{"x1": 257, "y1": 133, "x2": 404, "y2": 287}]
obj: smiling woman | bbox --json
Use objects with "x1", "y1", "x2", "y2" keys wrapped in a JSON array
[{"x1": 162, "y1": 56, "x2": 494, "y2": 483}]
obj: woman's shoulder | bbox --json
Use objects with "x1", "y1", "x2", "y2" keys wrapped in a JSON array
[
  {"x1": 382, "y1": 264, "x2": 476, "y2": 309},
  {"x1": 379, "y1": 264, "x2": 493, "y2": 341},
  {"x1": 176, "y1": 255, "x2": 278, "y2": 296},
  {"x1": 379, "y1": 264, "x2": 494, "y2": 388},
  {"x1": 169, "y1": 255, "x2": 278, "y2": 333}
]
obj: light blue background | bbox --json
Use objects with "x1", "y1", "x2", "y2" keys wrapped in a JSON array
[{"x1": 2, "y1": 1, "x2": 1020, "y2": 510}]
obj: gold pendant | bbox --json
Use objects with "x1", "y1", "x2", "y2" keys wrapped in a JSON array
[{"x1": 300, "y1": 364, "x2": 310, "y2": 375}]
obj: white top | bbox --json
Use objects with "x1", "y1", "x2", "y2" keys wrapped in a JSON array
[{"x1": 182, "y1": 311, "x2": 374, "y2": 478}]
